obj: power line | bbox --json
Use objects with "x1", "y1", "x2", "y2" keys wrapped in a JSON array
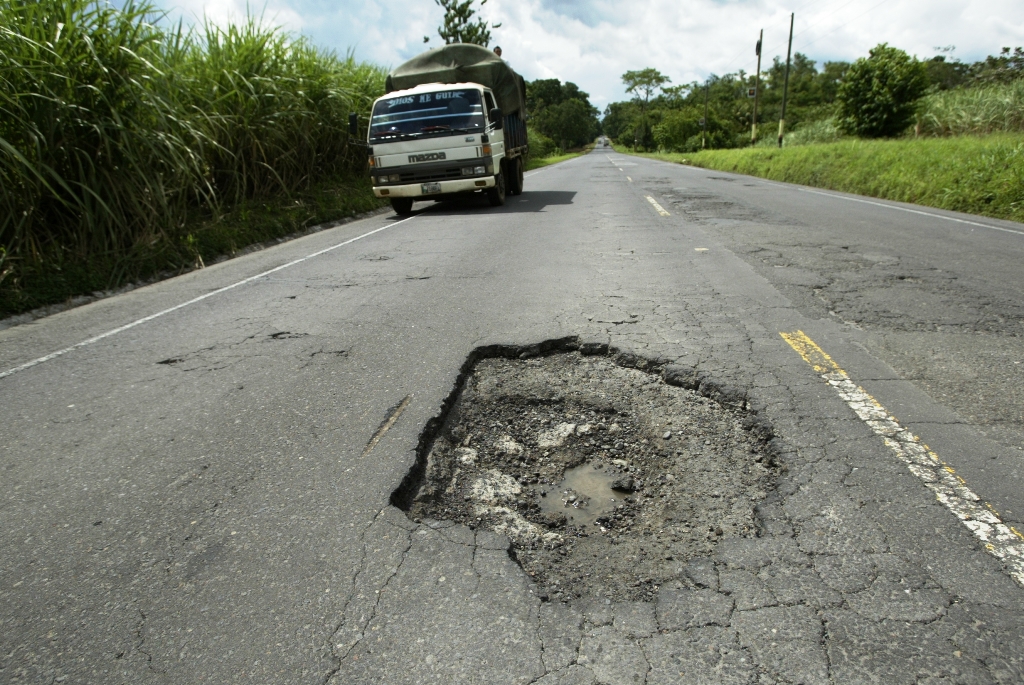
[
  {"x1": 699, "y1": 0, "x2": 891, "y2": 85},
  {"x1": 793, "y1": 0, "x2": 890, "y2": 53},
  {"x1": 717, "y1": 0, "x2": 822, "y2": 74},
  {"x1": 759, "y1": 0, "x2": 859, "y2": 59}
]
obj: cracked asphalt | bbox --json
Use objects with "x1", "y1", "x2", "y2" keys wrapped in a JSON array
[{"x1": 2, "y1": 149, "x2": 1024, "y2": 683}]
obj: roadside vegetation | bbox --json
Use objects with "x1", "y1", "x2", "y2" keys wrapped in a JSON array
[
  {"x1": 605, "y1": 43, "x2": 1024, "y2": 223},
  {"x1": 522, "y1": 79, "x2": 601, "y2": 170},
  {"x1": 524, "y1": 146, "x2": 595, "y2": 171},
  {"x1": 0, "y1": 0, "x2": 386, "y2": 317},
  {"x1": 604, "y1": 45, "x2": 1024, "y2": 152}
]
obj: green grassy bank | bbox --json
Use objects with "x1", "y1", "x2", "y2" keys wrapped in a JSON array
[
  {"x1": 4, "y1": 179, "x2": 386, "y2": 317},
  {"x1": 525, "y1": 152, "x2": 585, "y2": 171},
  {"x1": 621, "y1": 134, "x2": 1024, "y2": 223},
  {"x1": 0, "y1": 0, "x2": 386, "y2": 318}
]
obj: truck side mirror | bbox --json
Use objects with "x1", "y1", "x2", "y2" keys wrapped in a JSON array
[
  {"x1": 489, "y1": 108, "x2": 503, "y2": 130},
  {"x1": 348, "y1": 112, "x2": 358, "y2": 136}
]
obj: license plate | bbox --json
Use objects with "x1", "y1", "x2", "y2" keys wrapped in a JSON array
[{"x1": 421, "y1": 182, "x2": 442, "y2": 195}]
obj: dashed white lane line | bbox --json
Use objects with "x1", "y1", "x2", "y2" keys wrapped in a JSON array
[
  {"x1": 782, "y1": 330, "x2": 1024, "y2": 586},
  {"x1": 0, "y1": 216, "x2": 418, "y2": 380},
  {"x1": 627, "y1": 176, "x2": 633, "y2": 182},
  {"x1": 646, "y1": 195, "x2": 670, "y2": 217}
]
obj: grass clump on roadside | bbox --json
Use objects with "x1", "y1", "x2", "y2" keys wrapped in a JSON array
[
  {"x1": 0, "y1": 0, "x2": 385, "y2": 318},
  {"x1": 624, "y1": 135, "x2": 1024, "y2": 223},
  {"x1": 917, "y1": 79, "x2": 1024, "y2": 136}
]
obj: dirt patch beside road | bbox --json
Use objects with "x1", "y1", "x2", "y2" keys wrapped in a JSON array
[{"x1": 395, "y1": 347, "x2": 780, "y2": 603}]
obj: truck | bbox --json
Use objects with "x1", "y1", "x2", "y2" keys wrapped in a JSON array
[{"x1": 355, "y1": 44, "x2": 529, "y2": 216}]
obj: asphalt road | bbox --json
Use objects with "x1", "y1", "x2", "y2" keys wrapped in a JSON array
[{"x1": 2, "y1": 147, "x2": 1023, "y2": 684}]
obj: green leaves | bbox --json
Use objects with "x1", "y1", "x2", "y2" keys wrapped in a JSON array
[
  {"x1": 526, "y1": 79, "x2": 600, "y2": 153},
  {"x1": 0, "y1": 0, "x2": 386, "y2": 313},
  {"x1": 837, "y1": 43, "x2": 928, "y2": 138},
  {"x1": 621, "y1": 68, "x2": 670, "y2": 104},
  {"x1": 434, "y1": 0, "x2": 500, "y2": 47}
]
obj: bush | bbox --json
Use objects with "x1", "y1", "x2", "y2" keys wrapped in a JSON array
[
  {"x1": 653, "y1": 108, "x2": 733, "y2": 152},
  {"x1": 837, "y1": 43, "x2": 928, "y2": 137},
  {"x1": 528, "y1": 128, "x2": 557, "y2": 157},
  {"x1": 917, "y1": 79, "x2": 1024, "y2": 136},
  {"x1": 787, "y1": 118, "x2": 846, "y2": 145}
]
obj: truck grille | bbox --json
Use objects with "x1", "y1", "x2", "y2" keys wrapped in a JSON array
[{"x1": 399, "y1": 167, "x2": 465, "y2": 183}]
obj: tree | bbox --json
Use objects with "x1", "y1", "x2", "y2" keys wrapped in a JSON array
[
  {"x1": 837, "y1": 44, "x2": 928, "y2": 138},
  {"x1": 526, "y1": 79, "x2": 600, "y2": 150},
  {"x1": 432, "y1": 0, "x2": 500, "y2": 47},
  {"x1": 601, "y1": 101, "x2": 638, "y2": 142},
  {"x1": 622, "y1": 68, "x2": 669, "y2": 149},
  {"x1": 535, "y1": 99, "x2": 598, "y2": 150}
]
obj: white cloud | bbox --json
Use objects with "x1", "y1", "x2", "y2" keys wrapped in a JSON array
[
  {"x1": 154, "y1": 0, "x2": 1024, "y2": 108},
  {"x1": 168, "y1": 0, "x2": 305, "y2": 32}
]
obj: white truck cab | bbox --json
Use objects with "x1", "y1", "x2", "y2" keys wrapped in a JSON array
[{"x1": 366, "y1": 82, "x2": 525, "y2": 215}]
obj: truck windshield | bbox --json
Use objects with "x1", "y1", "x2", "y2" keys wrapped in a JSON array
[{"x1": 369, "y1": 89, "x2": 485, "y2": 142}]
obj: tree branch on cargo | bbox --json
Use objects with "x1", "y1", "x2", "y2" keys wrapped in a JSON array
[{"x1": 433, "y1": 0, "x2": 500, "y2": 48}]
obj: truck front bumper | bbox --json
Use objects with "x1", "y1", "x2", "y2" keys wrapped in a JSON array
[{"x1": 373, "y1": 176, "x2": 495, "y2": 199}]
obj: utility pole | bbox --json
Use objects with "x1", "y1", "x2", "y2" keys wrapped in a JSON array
[
  {"x1": 751, "y1": 29, "x2": 762, "y2": 144},
  {"x1": 700, "y1": 80, "x2": 708, "y2": 148},
  {"x1": 778, "y1": 12, "x2": 794, "y2": 148}
]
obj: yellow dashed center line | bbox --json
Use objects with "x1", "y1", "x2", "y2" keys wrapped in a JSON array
[
  {"x1": 781, "y1": 329, "x2": 1024, "y2": 586},
  {"x1": 646, "y1": 195, "x2": 670, "y2": 217}
]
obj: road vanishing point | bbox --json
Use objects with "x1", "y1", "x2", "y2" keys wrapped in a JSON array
[{"x1": 3, "y1": 149, "x2": 1024, "y2": 684}]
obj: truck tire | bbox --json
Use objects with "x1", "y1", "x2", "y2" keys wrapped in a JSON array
[
  {"x1": 509, "y1": 157, "x2": 524, "y2": 196},
  {"x1": 390, "y1": 197, "x2": 414, "y2": 215},
  {"x1": 487, "y1": 171, "x2": 506, "y2": 207}
]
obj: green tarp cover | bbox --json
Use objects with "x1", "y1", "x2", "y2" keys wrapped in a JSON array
[{"x1": 386, "y1": 44, "x2": 527, "y2": 117}]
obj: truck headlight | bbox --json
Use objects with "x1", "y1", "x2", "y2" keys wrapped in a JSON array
[{"x1": 389, "y1": 174, "x2": 401, "y2": 183}]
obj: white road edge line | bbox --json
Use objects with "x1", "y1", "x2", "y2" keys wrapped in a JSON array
[
  {"x1": 782, "y1": 330, "x2": 1024, "y2": 587},
  {"x1": 795, "y1": 186, "x2": 1024, "y2": 236},
  {"x1": 643, "y1": 156, "x2": 1023, "y2": 236},
  {"x1": 0, "y1": 216, "x2": 417, "y2": 380}
]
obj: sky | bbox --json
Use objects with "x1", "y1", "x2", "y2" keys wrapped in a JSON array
[{"x1": 157, "y1": 0, "x2": 1024, "y2": 109}]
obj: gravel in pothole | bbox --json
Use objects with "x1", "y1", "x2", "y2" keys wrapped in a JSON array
[{"x1": 404, "y1": 352, "x2": 779, "y2": 603}]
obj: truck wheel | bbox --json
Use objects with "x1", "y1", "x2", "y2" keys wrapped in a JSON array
[
  {"x1": 509, "y1": 157, "x2": 524, "y2": 196},
  {"x1": 390, "y1": 197, "x2": 414, "y2": 215},
  {"x1": 487, "y1": 171, "x2": 506, "y2": 207}
]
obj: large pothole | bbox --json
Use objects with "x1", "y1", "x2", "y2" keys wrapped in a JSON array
[{"x1": 394, "y1": 345, "x2": 780, "y2": 603}]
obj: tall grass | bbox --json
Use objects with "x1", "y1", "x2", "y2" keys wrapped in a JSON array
[
  {"x1": 753, "y1": 118, "x2": 847, "y2": 148},
  {"x1": 0, "y1": 0, "x2": 385, "y2": 314},
  {"x1": 917, "y1": 79, "x2": 1024, "y2": 136},
  {"x1": 0, "y1": 0, "x2": 206, "y2": 268}
]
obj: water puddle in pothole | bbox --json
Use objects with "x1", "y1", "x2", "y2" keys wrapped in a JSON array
[{"x1": 538, "y1": 462, "x2": 621, "y2": 527}]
